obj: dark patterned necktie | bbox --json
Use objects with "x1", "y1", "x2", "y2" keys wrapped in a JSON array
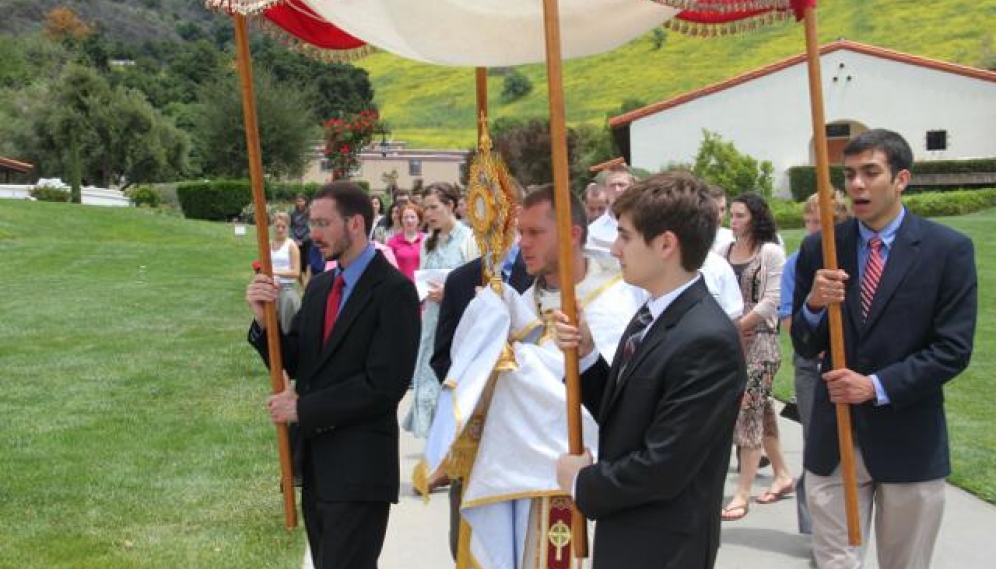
[
  {"x1": 618, "y1": 304, "x2": 653, "y2": 378},
  {"x1": 860, "y1": 236, "x2": 883, "y2": 321}
]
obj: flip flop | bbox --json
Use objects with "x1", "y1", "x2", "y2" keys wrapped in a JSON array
[
  {"x1": 721, "y1": 502, "x2": 749, "y2": 521},
  {"x1": 756, "y1": 481, "x2": 795, "y2": 504}
]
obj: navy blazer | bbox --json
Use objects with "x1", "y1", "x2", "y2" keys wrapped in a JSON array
[
  {"x1": 250, "y1": 251, "x2": 421, "y2": 502},
  {"x1": 576, "y1": 280, "x2": 746, "y2": 569},
  {"x1": 791, "y1": 213, "x2": 976, "y2": 482}
]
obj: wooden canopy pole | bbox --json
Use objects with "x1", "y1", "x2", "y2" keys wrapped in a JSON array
[
  {"x1": 540, "y1": 0, "x2": 587, "y2": 559},
  {"x1": 233, "y1": 13, "x2": 298, "y2": 530},
  {"x1": 802, "y1": 6, "x2": 860, "y2": 546}
]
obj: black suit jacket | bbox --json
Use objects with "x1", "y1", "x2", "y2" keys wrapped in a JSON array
[
  {"x1": 250, "y1": 251, "x2": 421, "y2": 502},
  {"x1": 429, "y1": 254, "x2": 532, "y2": 382},
  {"x1": 576, "y1": 280, "x2": 746, "y2": 569},
  {"x1": 791, "y1": 213, "x2": 976, "y2": 482}
]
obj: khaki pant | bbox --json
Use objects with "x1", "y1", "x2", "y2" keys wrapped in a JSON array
[{"x1": 807, "y1": 447, "x2": 945, "y2": 569}]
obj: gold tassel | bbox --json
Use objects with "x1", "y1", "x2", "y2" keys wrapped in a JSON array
[{"x1": 412, "y1": 459, "x2": 431, "y2": 504}]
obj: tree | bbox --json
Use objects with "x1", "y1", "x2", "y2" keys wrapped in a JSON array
[
  {"x1": 490, "y1": 118, "x2": 586, "y2": 193},
  {"x1": 25, "y1": 65, "x2": 189, "y2": 193},
  {"x1": 44, "y1": 7, "x2": 92, "y2": 44},
  {"x1": 167, "y1": 40, "x2": 225, "y2": 104},
  {"x1": 500, "y1": 69, "x2": 533, "y2": 103},
  {"x1": 192, "y1": 68, "x2": 318, "y2": 179},
  {"x1": 692, "y1": 130, "x2": 774, "y2": 197},
  {"x1": 251, "y1": 37, "x2": 377, "y2": 123}
]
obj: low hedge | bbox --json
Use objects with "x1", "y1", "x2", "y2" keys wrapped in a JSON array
[
  {"x1": 788, "y1": 158, "x2": 996, "y2": 201},
  {"x1": 30, "y1": 187, "x2": 71, "y2": 202},
  {"x1": 769, "y1": 188, "x2": 996, "y2": 229},
  {"x1": 176, "y1": 180, "x2": 252, "y2": 221},
  {"x1": 177, "y1": 179, "x2": 375, "y2": 221},
  {"x1": 787, "y1": 166, "x2": 845, "y2": 202},
  {"x1": 127, "y1": 186, "x2": 162, "y2": 208}
]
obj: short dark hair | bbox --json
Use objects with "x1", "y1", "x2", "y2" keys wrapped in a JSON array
[
  {"x1": 730, "y1": 192, "x2": 778, "y2": 246},
  {"x1": 314, "y1": 181, "x2": 374, "y2": 235},
  {"x1": 521, "y1": 183, "x2": 587, "y2": 245},
  {"x1": 612, "y1": 172, "x2": 716, "y2": 272},
  {"x1": 843, "y1": 128, "x2": 913, "y2": 179}
]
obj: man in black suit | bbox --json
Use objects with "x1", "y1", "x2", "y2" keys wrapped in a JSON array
[
  {"x1": 246, "y1": 182, "x2": 420, "y2": 569},
  {"x1": 792, "y1": 129, "x2": 976, "y2": 568},
  {"x1": 554, "y1": 172, "x2": 746, "y2": 568}
]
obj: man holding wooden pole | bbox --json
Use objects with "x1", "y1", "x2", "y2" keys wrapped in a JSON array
[
  {"x1": 246, "y1": 182, "x2": 420, "y2": 569},
  {"x1": 792, "y1": 129, "x2": 977, "y2": 568}
]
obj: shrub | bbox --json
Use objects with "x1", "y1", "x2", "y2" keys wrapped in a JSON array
[
  {"x1": 769, "y1": 188, "x2": 996, "y2": 230},
  {"x1": 30, "y1": 186, "x2": 70, "y2": 202},
  {"x1": 267, "y1": 182, "x2": 323, "y2": 202},
  {"x1": 768, "y1": 199, "x2": 803, "y2": 230},
  {"x1": 789, "y1": 159, "x2": 996, "y2": 201},
  {"x1": 786, "y1": 166, "x2": 845, "y2": 202},
  {"x1": 692, "y1": 130, "x2": 773, "y2": 198},
  {"x1": 500, "y1": 69, "x2": 533, "y2": 103},
  {"x1": 176, "y1": 179, "x2": 252, "y2": 221},
  {"x1": 905, "y1": 188, "x2": 996, "y2": 217},
  {"x1": 127, "y1": 186, "x2": 162, "y2": 208}
]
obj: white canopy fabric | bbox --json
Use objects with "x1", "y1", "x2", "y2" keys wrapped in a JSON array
[{"x1": 301, "y1": 0, "x2": 680, "y2": 66}]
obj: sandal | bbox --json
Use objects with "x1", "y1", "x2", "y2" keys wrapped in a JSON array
[
  {"x1": 721, "y1": 502, "x2": 749, "y2": 521},
  {"x1": 756, "y1": 480, "x2": 795, "y2": 504}
]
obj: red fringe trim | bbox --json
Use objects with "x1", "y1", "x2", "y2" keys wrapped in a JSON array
[
  {"x1": 664, "y1": 10, "x2": 794, "y2": 37},
  {"x1": 252, "y1": 16, "x2": 376, "y2": 63}
]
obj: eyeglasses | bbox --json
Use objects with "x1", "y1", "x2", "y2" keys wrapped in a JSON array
[{"x1": 308, "y1": 218, "x2": 334, "y2": 229}]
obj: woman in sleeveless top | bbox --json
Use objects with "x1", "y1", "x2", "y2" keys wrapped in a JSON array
[
  {"x1": 270, "y1": 212, "x2": 301, "y2": 333},
  {"x1": 721, "y1": 193, "x2": 793, "y2": 522}
]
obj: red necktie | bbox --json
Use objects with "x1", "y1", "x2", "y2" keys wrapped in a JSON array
[
  {"x1": 860, "y1": 236, "x2": 883, "y2": 320},
  {"x1": 323, "y1": 274, "x2": 346, "y2": 345}
]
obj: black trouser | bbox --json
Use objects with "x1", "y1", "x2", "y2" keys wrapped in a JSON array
[{"x1": 301, "y1": 485, "x2": 390, "y2": 569}]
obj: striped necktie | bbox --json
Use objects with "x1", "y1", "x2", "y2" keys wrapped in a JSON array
[
  {"x1": 860, "y1": 236, "x2": 884, "y2": 320},
  {"x1": 618, "y1": 304, "x2": 653, "y2": 378}
]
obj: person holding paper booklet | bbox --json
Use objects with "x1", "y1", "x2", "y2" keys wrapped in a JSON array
[{"x1": 403, "y1": 182, "x2": 479, "y2": 441}]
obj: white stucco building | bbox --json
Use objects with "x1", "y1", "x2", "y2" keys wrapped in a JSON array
[{"x1": 610, "y1": 40, "x2": 996, "y2": 196}]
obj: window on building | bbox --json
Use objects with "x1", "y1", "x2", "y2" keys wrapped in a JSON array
[
  {"x1": 320, "y1": 158, "x2": 332, "y2": 172},
  {"x1": 926, "y1": 130, "x2": 948, "y2": 151},
  {"x1": 409, "y1": 159, "x2": 422, "y2": 177},
  {"x1": 825, "y1": 123, "x2": 851, "y2": 138}
]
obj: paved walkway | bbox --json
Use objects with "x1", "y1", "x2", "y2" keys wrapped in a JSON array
[{"x1": 304, "y1": 394, "x2": 996, "y2": 568}]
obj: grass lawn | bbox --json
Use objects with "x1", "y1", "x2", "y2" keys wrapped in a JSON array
[
  {"x1": 0, "y1": 201, "x2": 301, "y2": 568},
  {"x1": 773, "y1": 208, "x2": 996, "y2": 503},
  {"x1": 0, "y1": 200, "x2": 993, "y2": 567}
]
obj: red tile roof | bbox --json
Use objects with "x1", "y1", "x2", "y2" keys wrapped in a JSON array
[
  {"x1": 0, "y1": 156, "x2": 34, "y2": 173},
  {"x1": 609, "y1": 40, "x2": 996, "y2": 128}
]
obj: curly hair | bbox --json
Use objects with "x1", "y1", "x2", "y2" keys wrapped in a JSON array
[{"x1": 731, "y1": 192, "x2": 778, "y2": 246}]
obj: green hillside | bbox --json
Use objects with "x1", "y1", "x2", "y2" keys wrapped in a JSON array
[{"x1": 353, "y1": 0, "x2": 996, "y2": 148}]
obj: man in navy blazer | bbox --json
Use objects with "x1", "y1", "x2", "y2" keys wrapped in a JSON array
[{"x1": 792, "y1": 129, "x2": 976, "y2": 568}]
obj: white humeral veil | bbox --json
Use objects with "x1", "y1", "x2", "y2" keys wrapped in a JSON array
[{"x1": 424, "y1": 263, "x2": 640, "y2": 569}]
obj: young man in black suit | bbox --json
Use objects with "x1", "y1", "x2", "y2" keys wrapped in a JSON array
[
  {"x1": 792, "y1": 129, "x2": 977, "y2": 568},
  {"x1": 554, "y1": 172, "x2": 746, "y2": 568},
  {"x1": 246, "y1": 182, "x2": 421, "y2": 569}
]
